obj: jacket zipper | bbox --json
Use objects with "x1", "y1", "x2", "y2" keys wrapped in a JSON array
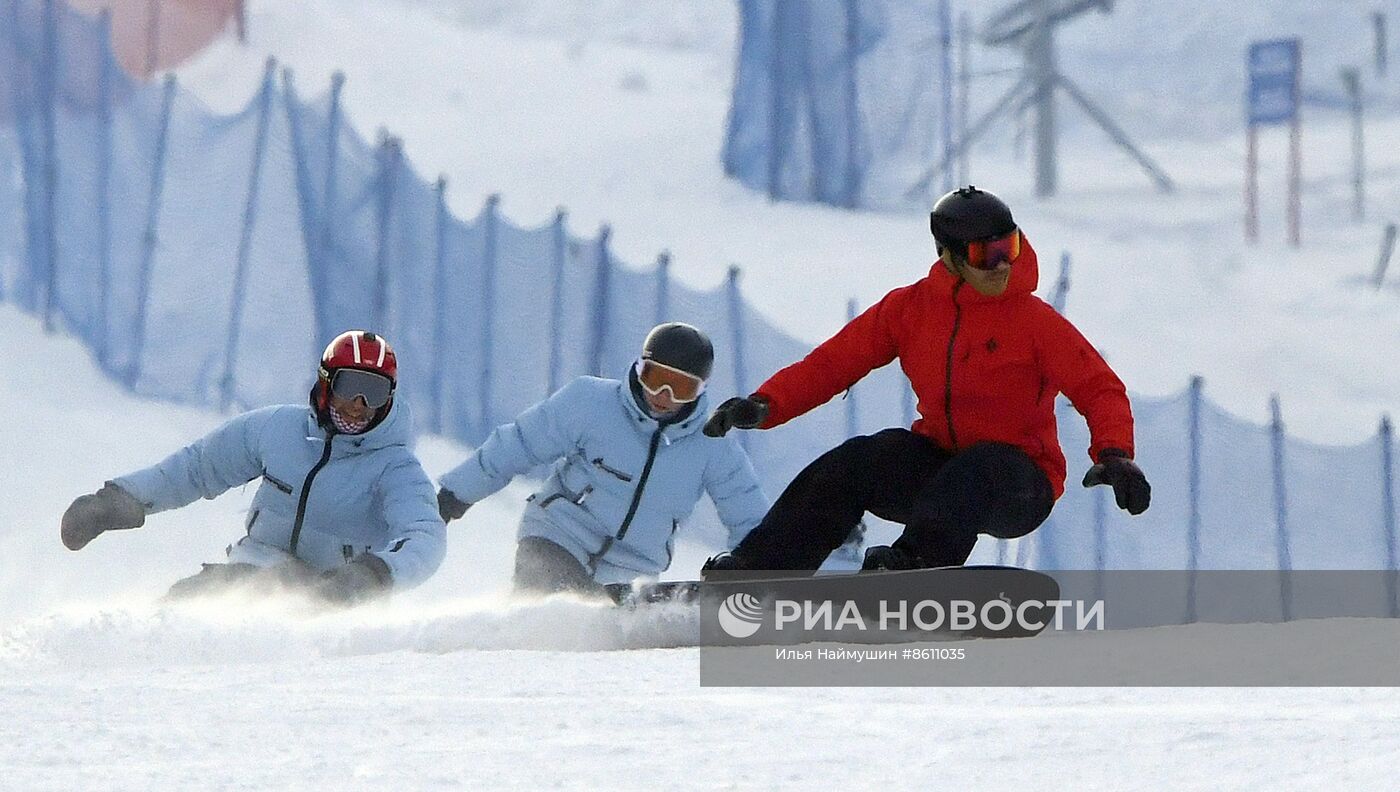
[
  {"x1": 587, "y1": 426, "x2": 664, "y2": 571},
  {"x1": 289, "y1": 434, "x2": 334, "y2": 556},
  {"x1": 943, "y1": 281, "x2": 964, "y2": 450},
  {"x1": 616, "y1": 428, "x2": 664, "y2": 542}
]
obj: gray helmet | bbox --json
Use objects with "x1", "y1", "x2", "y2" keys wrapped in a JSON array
[{"x1": 641, "y1": 322, "x2": 714, "y2": 381}]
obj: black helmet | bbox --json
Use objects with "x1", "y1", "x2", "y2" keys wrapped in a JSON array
[
  {"x1": 642, "y1": 322, "x2": 714, "y2": 381},
  {"x1": 929, "y1": 186, "x2": 1016, "y2": 256}
]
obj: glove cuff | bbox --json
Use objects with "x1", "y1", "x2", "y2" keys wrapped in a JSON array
[
  {"x1": 100, "y1": 481, "x2": 147, "y2": 528},
  {"x1": 1097, "y1": 448, "x2": 1131, "y2": 463}
]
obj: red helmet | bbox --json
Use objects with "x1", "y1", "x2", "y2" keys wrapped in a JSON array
[{"x1": 315, "y1": 330, "x2": 397, "y2": 414}]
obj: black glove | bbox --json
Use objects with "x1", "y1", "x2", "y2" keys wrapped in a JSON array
[
  {"x1": 437, "y1": 488, "x2": 471, "y2": 523},
  {"x1": 1082, "y1": 449, "x2": 1151, "y2": 515},
  {"x1": 703, "y1": 395, "x2": 770, "y2": 438},
  {"x1": 316, "y1": 554, "x2": 393, "y2": 605},
  {"x1": 61, "y1": 482, "x2": 146, "y2": 551}
]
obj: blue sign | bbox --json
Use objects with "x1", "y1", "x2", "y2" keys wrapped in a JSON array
[{"x1": 1248, "y1": 38, "x2": 1301, "y2": 126}]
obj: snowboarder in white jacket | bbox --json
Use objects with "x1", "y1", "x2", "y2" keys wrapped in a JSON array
[
  {"x1": 437, "y1": 323, "x2": 769, "y2": 595},
  {"x1": 60, "y1": 330, "x2": 446, "y2": 604}
]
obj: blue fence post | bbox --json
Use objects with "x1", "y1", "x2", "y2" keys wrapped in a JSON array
[
  {"x1": 280, "y1": 69, "x2": 325, "y2": 352},
  {"x1": 477, "y1": 193, "x2": 501, "y2": 439},
  {"x1": 546, "y1": 208, "x2": 566, "y2": 397},
  {"x1": 127, "y1": 74, "x2": 178, "y2": 390},
  {"x1": 39, "y1": 0, "x2": 58, "y2": 332},
  {"x1": 1187, "y1": 375, "x2": 1204, "y2": 622},
  {"x1": 1051, "y1": 251, "x2": 1071, "y2": 313},
  {"x1": 841, "y1": 0, "x2": 861, "y2": 207},
  {"x1": 726, "y1": 265, "x2": 750, "y2": 451},
  {"x1": 587, "y1": 224, "x2": 613, "y2": 377},
  {"x1": 95, "y1": 8, "x2": 114, "y2": 363},
  {"x1": 938, "y1": 0, "x2": 954, "y2": 193},
  {"x1": 845, "y1": 298, "x2": 859, "y2": 439},
  {"x1": 372, "y1": 134, "x2": 402, "y2": 330},
  {"x1": 1270, "y1": 394, "x2": 1294, "y2": 621},
  {"x1": 321, "y1": 71, "x2": 344, "y2": 277},
  {"x1": 654, "y1": 250, "x2": 671, "y2": 325},
  {"x1": 766, "y1": 0, "x2": 790, "y2": 200},
  {"x1": 430, "y1": 175, "x2": 448, "y2": 434},
  {"x1": 8, "y1": 0, "x2": 38, "y2": 313},
  {"x1": 1381, "y1": 415, "x2": 1397, "y2": 616},
  {"x1": 1093, "y1": 484, "x2": 1107, "y2": 603},
  {"x1": 219, "y1": 57, "x2": 276, "y2": 412}
]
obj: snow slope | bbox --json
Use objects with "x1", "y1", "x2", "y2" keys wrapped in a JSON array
[{"x1": 3, "y1": 301, "x2": 1400, "y2": 791}]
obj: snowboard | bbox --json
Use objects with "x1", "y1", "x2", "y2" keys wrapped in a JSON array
[{"x1": 607, "y1": 565, "x2": 1061, "y2": 640}]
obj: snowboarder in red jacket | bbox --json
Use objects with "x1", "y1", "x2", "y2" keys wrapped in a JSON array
[{"x1": 703, "y1": 186, "x2": 1151, "y2": 572}]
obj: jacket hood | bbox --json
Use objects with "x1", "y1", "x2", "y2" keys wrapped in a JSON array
[
  {"x1": 616, "y1": 365, "x2": 711, "y2": 441},
  {"x1": 304, "y1": 396, "x2": 415, "y2": 453},
  {"x1": 926, "y1": 234, "x2": 1041, "y2": 304}
]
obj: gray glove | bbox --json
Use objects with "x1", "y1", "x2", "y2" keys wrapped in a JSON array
[
  {"x1": 316, "y1": 554, "x2": 393, "y2": 605},
  {"x1": 437, "y1": 488, "x2": 471, "y2": 523},
  {"x1": 61, "y1": 482, "x2": 146, "y2": 551}
]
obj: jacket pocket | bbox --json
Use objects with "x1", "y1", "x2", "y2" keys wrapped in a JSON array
[
  {"x1": 591, "y1": 457, "x2": 633, "y2": 482},
  {"x1": 540, "y1": 484, "x2": 594, "y2": 509},
  {"x1": 262, "y1": 470, "x2": 294, "y2": 495}
]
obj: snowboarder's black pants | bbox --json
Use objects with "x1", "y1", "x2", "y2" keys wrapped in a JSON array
[
  {"x1": 732, "y1": 428, "x2": 1055, "y2": 570},
  {"x1": 514, "y1": 536, "x2": 606, "y2": 597}
]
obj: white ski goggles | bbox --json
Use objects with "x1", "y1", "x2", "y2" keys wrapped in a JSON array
[{"x1": 635, "y1": 358, "x2": 706, "y2": 403}]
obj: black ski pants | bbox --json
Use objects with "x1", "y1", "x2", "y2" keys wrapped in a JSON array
[{"x1": 732, "y1": 428, "x2": 1055, "y2": 570}]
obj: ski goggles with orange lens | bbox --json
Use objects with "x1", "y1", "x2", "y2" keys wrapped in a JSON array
[
  {"x1": 330, "y1": 368, "x2": 394, "y2": 409},
  {"x1": 965, "y1": 229, "x2": 1022, "y2": 271},
  {"x1": 635, "y1": 359, "x2": 706, "y2": 403}
]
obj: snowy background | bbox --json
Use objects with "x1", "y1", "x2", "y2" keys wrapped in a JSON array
[{"x1": 3, "y1": 0, "x2": 1400, "y2": 788}]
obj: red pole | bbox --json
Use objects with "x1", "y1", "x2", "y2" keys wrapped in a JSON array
[{"x1": 1245, "y1": 125, "x2": 1258, "y2": 243}]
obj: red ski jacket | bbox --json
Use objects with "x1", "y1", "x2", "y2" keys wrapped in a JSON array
[{"x1": 754, "y1": 238, "x2": 1134, "y2": 498}]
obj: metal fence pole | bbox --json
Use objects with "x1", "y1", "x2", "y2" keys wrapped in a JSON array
[
  {"x1": 219, "y1": 58, "x2": 276, "y2": 412},
  {"x1": 654, "y1": 251, "x2": 671, "y2": 326},
  {"x1": 95, "y1": 9, "x2": 114, "y2": 361},
  {"x1": 477, "y1": 194, "x2": 501, "y2": 438},
  {"x1": 1381, "y1": 415, "x2": 1397, "y2": 617},
  {"x1": 40, "y1": 0, "x2": 58, "y2": 332},
  {"x1": 587, "y1": 225, "x2": 613, "y2": 377},
  {"x1": 938, "y1": 0, "x2": 953, "y2": 193},
  {"x1": 546, "y1": 208, "x2": 566, "y2": 396},
  {"x1": 280, "y1": 69, "x2": 325, "y2": 354},
  {"x1": 841, "y1": 0, "x2": 861, "y2": 207},
  {"x1": 1051, "y1": 251, "x2": 1071, "y2": 313},
  {"x1": 128, "y1": 74, "x2": 178, "y2": 389},
  {"x1": 372, "y1": 134, "x2": 402, "y2": 330},
  {"x1": 321, "y1": 71, "x2": 344, "y2": 275},
  {"x1": 844, "y1": 299, "x2": 859, "y2": 439},
  {"x1": 727, "y1": 265, "x2": 750, "y2": 451},
  {"x1": 430, "y1": 176, "x2": 448, "y2": 434},
  {"x1": 1187, "y1": 375, "x2": 1204, "y2": 622},
  {"x1": 1270, "y1": 394, "x2": 1294, "y2": 620}
]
